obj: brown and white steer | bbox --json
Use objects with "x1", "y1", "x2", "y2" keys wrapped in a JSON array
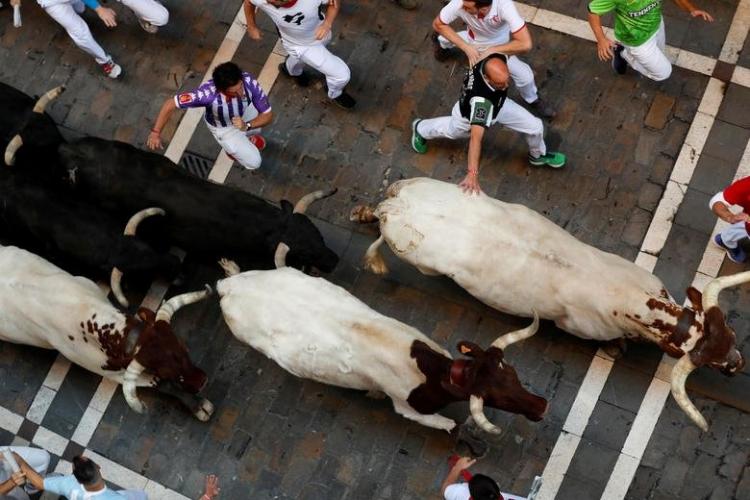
[
  {"x1": 352, "y1": 177, "x2": 747, "y2": 431},
  {"x1": 215, "y1": 258, "x2": 547, "y2": 433},
  {"x1": 0, "y1": 244, "x2": 214, "y2": 420}
]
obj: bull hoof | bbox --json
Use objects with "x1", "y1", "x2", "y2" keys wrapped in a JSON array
[
  {"x1": 194, "y1": 399, "x2": 214, "y2": 422},
  {"x1": 349, "y1": 205, "x2": 377, "y2": 223}
]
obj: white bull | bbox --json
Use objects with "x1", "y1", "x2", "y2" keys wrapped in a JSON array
[
  {"x1": 0, "y1": 244, "x2": 214, "y2": 420},
  {"x1": 215, "y1": 259, "x2": 548, "y2": 433},
  {"x1": 352, "y1": 177, "x2": 747, "y2": 431}
]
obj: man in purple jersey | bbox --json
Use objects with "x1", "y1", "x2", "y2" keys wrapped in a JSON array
[{"x1": 148, "y1": 62, "x2": 274, "y2": 170}]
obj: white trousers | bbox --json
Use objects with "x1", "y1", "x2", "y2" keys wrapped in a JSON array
[
  {"x1": 417, "y1": 100, "x2": 546, "y2": 157},
  {"x1": 1, "y1": 447, "x2": 50, "y2": 500},
  {"x1": 42, "y1": 0, "x2": 169, "y2": 65},
  {"x1": 283, "y1": 33, "x2": 350, "y2": 99},
  {"x1": 719, "y1": 222, "x2": 749, "y2": 249},
  {"x1": 438, "y1": 30, "x2": 538, "y2": 103},
  {"x1": 207, "y1": 105, "x2": 263, "y2": 170},
  {"x1": 620, "y1": 19, "x2": 672, "y2": 81}
]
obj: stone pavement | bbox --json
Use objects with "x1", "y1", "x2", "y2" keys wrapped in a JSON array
[{"x1": 1, "y1": 0, "x2": 750, "y2": 499}]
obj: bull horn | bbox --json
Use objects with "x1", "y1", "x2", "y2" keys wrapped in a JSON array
[
  {"x1": 274, "y1": 242, "x2": 290, "y2": 268},
  {"x1": 124, "y1": 207, "x2": 166, "y2": 236},
  {"x1": 670, "y1": 355, "x2": 708, "y2": 431},
  {"x1": 32, "y1": 85, "x2": 65, "y2": 114},
  {"x1": 122, "y1": 359, "x2": 147, "y2": 414},
  {"x1": 4, "y1": 135, "x2": 22, "y2": 166},
  {"x1": 492, "y1": 310, "x2": 539, "y2": 351},
  {"x1": 155, "y1": 285, "x2": 212, "y2": 323},
  {"x1": 469, "y1": 395, "x2": 502, "y2": 435},
  {"x1": 110, "y1": 208, "x2": 167, "y2": 308},
  {"x1": 702, "y1": 271, "x2": 750, "y2": 311},
  {"x1": 293, "y1": 188, "x2": 337, "y2": 214}
]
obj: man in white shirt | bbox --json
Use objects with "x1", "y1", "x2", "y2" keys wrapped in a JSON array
[
  {"x1": 245, "y1": 0, "x2": 356, "y2": 109},
  {"x1": 441, "y1": 456, "x2": 504, "y2": 500},
  {"x1": 433, "y1": 0, "x2": 555, "y2": 119}
]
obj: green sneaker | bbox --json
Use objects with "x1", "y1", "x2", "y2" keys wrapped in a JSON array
[
  {"x1": 411, "y1": 119, "x2": 428, "y2": 154},
  {"x1": 529, "y1": 151, "x2": 566, "y2": 168}
]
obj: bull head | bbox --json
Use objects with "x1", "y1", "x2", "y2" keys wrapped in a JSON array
[
  {"x1": 275, "y1": 189, "x2": 339, "y2": 273},
  {"x1": 670, "y1": 272, "x2": 748, "y2": 431},
  {"x1": 4, "y1": 85, "x2": 65, "y2": 167},
  {"x1": 122, "y1": 286, "x2": 213, "y2": 420},
  {"x1": 443, "y1": 312, "x2": 548, "y2": 435}
]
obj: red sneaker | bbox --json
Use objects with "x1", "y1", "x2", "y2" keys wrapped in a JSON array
[{"x1": 249, "y1": 134, "x2": 266, "y2": 151}]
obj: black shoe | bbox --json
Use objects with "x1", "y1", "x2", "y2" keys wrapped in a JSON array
[
  {"x1": 332, "y1": 91, "x2": 356, "y2": 109},
  {"x1": 431, "y1": 32, "x2": 451, "y2": 62},
  {"x1": 612, "y1": 44, "x2": 627, "y2": 75},
  {"x1": 528, "y1": 98, "x2": 556, "y2": 120},
  {"x1": 278, "y1": 61, "x2": 310, "y2": 87}
]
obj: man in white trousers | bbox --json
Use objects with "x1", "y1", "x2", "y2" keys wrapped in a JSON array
[
  {"x1": 710, "y1": 176, "x2": 750, "y2": 264},
  {"x1": 148, "y1": 62, "x2": 274, "y2": 171},
  {"x1": 588, "y1": 0, "x2": 713, "y2": 80},
  {"x1": 0, "y1": 447, "x2": 50, "y2": 500},
  {"x1": 433, "y1": 0, "x2": 556, "y2": 120},
  {"x1": 245, "y1": 0, "x2": 356, "y2": 109},
  {"x1": 411, "y1": 54, "x2": 566, "y2": 195},
  {"x1": 36, "y1": 0, "x2": 169, "y2": 78}
]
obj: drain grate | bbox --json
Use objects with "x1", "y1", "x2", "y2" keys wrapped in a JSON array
[{"x1": 179, "y1": 151, "x2": 213, "y2": 179}]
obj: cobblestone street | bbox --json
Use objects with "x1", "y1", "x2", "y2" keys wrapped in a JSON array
[{"x1": 1, "y1": 0, "x2": 749, "y2": 498}]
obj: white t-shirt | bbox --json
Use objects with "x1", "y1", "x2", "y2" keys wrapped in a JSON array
[
  {"x1": 251, "y1": 0, "x2": 329, "y2": 46},
  {"x1": 443, "y1": 482, "x2": 527, "y2": 500},
  {"x1": 439, "y1": 0, "x2": 526, "y2": 45}
]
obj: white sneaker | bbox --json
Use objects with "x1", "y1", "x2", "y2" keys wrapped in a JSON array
[
  {"x1": 101, "y1": 59, "x2": 122, "y2": 79},
  {"x1": 139, "y1": 18, "x2": 159, "y2": 34}
]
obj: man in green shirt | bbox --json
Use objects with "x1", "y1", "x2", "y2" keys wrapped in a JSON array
[{"x1": 588, "y1": 0, "x2": 713, "y2": 80}]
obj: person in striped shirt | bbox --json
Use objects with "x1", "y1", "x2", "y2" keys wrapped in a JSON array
[{"x1": 148, "y1": 62, "x2": 274, "y2": 171}]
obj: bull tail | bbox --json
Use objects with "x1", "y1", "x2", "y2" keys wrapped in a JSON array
[{"x1": 364, "y1": 235, "x2": 389, "y2": 275}]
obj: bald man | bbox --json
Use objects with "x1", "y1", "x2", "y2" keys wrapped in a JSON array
[{"x1": 411, "y1": 54, "x2": 565, "y2": 194}]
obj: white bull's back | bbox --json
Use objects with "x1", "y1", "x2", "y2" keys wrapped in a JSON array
[
  {"x1": 0, "y1": 245, "x2": 136, "y2": 382},
  {"x1": 217, "y1": 268, "x2": 449, "y2": 397},
  {"x1": 376, "y1": 179, "x2": 665, "y2": 340}
]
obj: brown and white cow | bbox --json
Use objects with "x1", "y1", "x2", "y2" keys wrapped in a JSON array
[
  {"x1": 352, "y1": 177, "x2": 746, "y2": 431},
  {"x1": 214, "y1": 256, "x2": 547, "y2": 434},
  {"x1": 0, "y1": 244, "x2": 214, "y2": 420}
]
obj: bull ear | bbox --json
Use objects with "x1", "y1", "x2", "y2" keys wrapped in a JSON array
[
  {"x1": 686, "y1": 287, "x2": 703, "y2": 312},
  {"x1": 280, "y1": 200, "x2": 294, "y2": 214},
  {"x1": 456, "y1": 341, "x2": 483, "y2": 358},
  {"x1": 137, "y1": 308, "x2": 156, "y2": 323}
]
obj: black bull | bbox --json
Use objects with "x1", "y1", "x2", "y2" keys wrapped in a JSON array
[
  {"x1": 56, "y1": 138, "x2": 340, "y2": 272},
  {"x1": 0, "y1": 169, "x2": 181, "y2": 285}
]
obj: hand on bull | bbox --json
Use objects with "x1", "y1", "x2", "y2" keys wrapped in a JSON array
[
  {"x1": 459, "y1": 171, "x2": 482, "y2": 195},
  {"x1": 147, "y1": 131, "x2": 163, "y2": 150}
]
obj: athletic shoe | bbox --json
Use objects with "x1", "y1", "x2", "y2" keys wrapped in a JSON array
[
  {"x1": 432, "y1": 32, "x2": 451, "y2": 62},
  {"x1": 332, "y1": 91, "x2": 356, "y2": 109},
  {"x1": 612, "y1": 44, "x2": 627, "y2": 75},
  {"x1": 528, "y1": 152, "x2": 566, "y2": 168},
  {"x1": 278, "y1": 61, "x2": 310, "y2": 87},
  {"x1": 249, "y1": 134, "x2": 266, "y2": 151},
  {"x1": 101, "y1": 59, "x2": 122, "y2": 79},
  {"x1": 528, "y1": 98, "x2": 556, "y2": 120},
  {"x1": 411, "y1": 119, "x2": 427, "y2": 154},
  {"x1": 139, "y1": 18, "x2": 159, "y2": 34},
  {"x1": 714, "y1": 234, "x2": 747, "y2": 263}
]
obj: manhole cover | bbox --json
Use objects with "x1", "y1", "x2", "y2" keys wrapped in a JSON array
[{"x1": 179, "y1": 152, "x2": 213, "y2": 179}]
